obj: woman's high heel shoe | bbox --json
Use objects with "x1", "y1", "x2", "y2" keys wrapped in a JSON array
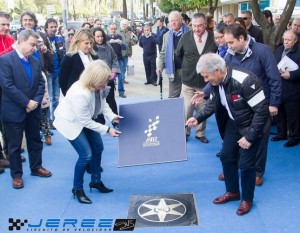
[
  {"x1": 72, "y1": 188, "x2": 92, "y2": 204},
  {"x1": 89, "y1": 181, "x2": 113, "y2": 193}
]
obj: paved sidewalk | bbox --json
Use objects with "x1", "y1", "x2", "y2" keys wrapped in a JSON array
[{"x1": 118, "y1": 45, "x2": 170, "y2": 99}]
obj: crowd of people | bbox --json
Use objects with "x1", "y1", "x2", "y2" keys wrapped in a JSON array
[{"x1": 0, "y1": 8, "x2": 299, "y2": 214}]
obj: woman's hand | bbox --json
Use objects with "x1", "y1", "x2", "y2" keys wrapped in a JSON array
[
  {"x1": 112, "y1": 115, "x2": 124, "y2": 123},
  {"x1": 108, "y1": 127, "x2": 121, "y2": 137}
]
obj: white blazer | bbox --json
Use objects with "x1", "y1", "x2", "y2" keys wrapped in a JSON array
[{"x1": 53, "y1": 81, "x2": 116, "y2": 140}]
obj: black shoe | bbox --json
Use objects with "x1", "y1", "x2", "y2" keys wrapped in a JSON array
[
  {"x1": 0, "y1": 167, "x2": 4, "y2": 174},
  {"x1": 86, "y1": 164, "x2": 91, "y2": 174},
  {"x1": 152, "y1": 83, "x2": 158, "y2": 86},
  {"x1": 89, "y1": 181, "x2": 113, "y2": 193},
  {"x1": 72, "y1": 188, "x2": 92, "y2": 204},
  {"x1": 144, "y1": 82, "x2": 151, "y2": 85},
  {"x1": 284, "y1": 140, "x2": 299, "y2": 147},
  {"x1": 271, "y1": 136, "x2": 286, "y2": 141},
  {"x1": 50, "y1": 121, "x2": 56, "y2": 130}
]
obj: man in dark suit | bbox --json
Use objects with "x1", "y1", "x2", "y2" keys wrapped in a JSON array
[
  {"x1": 0, "y1": 29, "x2": 52, "y2": 189},
  {"x1": 241, "y1": 10, "x2": 264, "y2": 44}
]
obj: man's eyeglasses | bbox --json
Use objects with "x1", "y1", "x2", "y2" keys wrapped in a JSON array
[
  {"x1": 68, "y1": 33, "x2": 74, "y2": 37},
  {"x1": 242, "y1": 17, "x2": 249, "y2": 20}
]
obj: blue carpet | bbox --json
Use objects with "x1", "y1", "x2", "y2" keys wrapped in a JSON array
[{"x1": 0, "y1": 98, "x2": 300, "y2": 233}]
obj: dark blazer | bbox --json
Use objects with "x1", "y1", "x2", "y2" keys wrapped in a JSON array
[
  {"x1": 59, "y1": 53, "x2": 98, "y2": 96},
  {"x1": 248, "y1": 24, "x2": 264, "y2": 44},
  {"x1": 274, "y1": 44, "x2": 300, "y2": 102},
  {"x1": 175, "y1": 30, "x2": 217, "y2": 88},
  {"x1": 0, "y1": 50, "x2": 45, "y2": 122}
]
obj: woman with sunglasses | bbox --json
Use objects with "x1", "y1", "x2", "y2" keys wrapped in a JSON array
[{"x1": 67, "y1": 28, "x2": 75, "y2": 46}]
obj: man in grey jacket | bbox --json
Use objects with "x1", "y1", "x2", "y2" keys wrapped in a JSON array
[{"x1": 157, "y1": 11, "x2": 189, "y2": 98}]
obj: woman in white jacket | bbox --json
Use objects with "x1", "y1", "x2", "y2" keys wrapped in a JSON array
[{"x1": 54, "y1": 60, "x2": 122, "y2": 204}]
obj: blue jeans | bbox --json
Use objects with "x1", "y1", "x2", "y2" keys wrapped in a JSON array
[
  {"x1": 122, "y1": 56, "x2": 128, "y2": 79},
  {"x1": 47, "y1": 74, "x2": 60, "y2": 121},
  {"x1": 117, "y1": 58, "x2": 125, "y2": 94},
  {"x1": 69, "y1": 127, "x2": 104, "y2": 190}
]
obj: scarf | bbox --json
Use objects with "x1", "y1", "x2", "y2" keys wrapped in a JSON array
[
  {"x1": 165, "y1": 24, "x2": 189, "y2": 76},
  {"x1": 218, "y1": 45, "x2": 228, "y2": 58}
]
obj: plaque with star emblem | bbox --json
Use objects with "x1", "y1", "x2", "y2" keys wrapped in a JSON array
[{"x1": 127, "y1": 193, "x2": 198, "y2": 227}]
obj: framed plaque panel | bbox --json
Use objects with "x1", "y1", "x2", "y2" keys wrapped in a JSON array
[{"x1": 118, "y1": 98, "x2": 187, "y2": 167}]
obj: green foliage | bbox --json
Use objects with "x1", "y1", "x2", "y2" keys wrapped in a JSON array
[
  {"x1": 158, "y1": 0, "x2": 181, "y2": 13},
  {"x1": 21, "y1": 0, "x2": 38, "y2": 12},
  {"x1": 173, "y1": 0, "x2": 208, "y2": 11}
]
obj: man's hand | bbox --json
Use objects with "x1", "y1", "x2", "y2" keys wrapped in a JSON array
[
  {"x1": 156, "y1": 68, "x2": 163, "y2": 77},
  {"x1": 269, "y1": 106, "x2": 278, "y2": 117},
  {"x1": 191, "y1": 91, "x2": 205, "y2": 105},
  {"x1": 238, "y1": 136, "x2": 252, "y2": 149},
  {"x1": 279, "y1": 69, "x2": 290, "y2": 79},
  {"x1": 27, "y1": 100, "x2": 38, "y2": 112},
  {"x1": 185, "y1": 117, "x2": 198, "y2": 128},
  {"x1": 39, "y1": 44, "x2": 48, "y2": 54}
]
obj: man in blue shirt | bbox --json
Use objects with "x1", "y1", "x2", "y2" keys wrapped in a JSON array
[
  {"x1": 156, "y1": 17, "x2": 168, "y2": 52},
  {"x1": 44, "y1": 18, "x2": 66, "y2": 128}
]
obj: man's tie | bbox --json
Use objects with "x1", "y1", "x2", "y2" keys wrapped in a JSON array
[
  {"x1": 22, "y1": 56, "x2": 28, "y2": 62},
  {"x1": 198, "y1": 36, "x2": 202, "y2": 43}
]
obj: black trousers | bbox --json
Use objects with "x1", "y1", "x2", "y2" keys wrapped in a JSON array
[
  {"x1": 143, "y1": 54, "x2": 157, "y2": 84},
  {"x1": 3, "y1": 113, "x2": 43, "y2": 178},
  {"x1": 255, "y1": 116, "x2": 271, "y2": 178},
  {"x1": 275, "y1": 102, "x2": 300, "y2": 142},
  {"x1": 220, "y1": 119, "x2": 260, "y2": 201},
  {"x1": 0, "y1": 119, "x2": 8, "y2": 156}
]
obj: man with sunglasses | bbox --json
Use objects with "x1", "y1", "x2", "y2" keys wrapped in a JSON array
[{"x1": 241, "y1": 10, "x2": 264, "y2": 44}]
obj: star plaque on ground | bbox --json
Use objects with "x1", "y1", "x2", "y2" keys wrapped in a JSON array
[{"x1": 127, "y1": 193, "x2": 198, "y2": 227}]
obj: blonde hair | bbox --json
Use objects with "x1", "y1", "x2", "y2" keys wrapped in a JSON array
[
  {"x1": 80, "y1": 60, "x2": 111, "y2": 90},
  {"x1": 68, "y1": 28, "x2": 96, "y2": 55}
]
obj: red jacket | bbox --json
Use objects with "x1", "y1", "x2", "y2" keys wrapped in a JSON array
[{"x1": 0, "y1": 34, "x2": 15, "y2": 56}]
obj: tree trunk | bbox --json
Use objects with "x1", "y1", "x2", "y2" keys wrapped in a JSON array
[
  {"x1": 208, "y1": 0, "x2": 219, "y2": 15},
  {"x1": 250, "y1": 0, "x2": 296, "y2": 52},
  {"x1": 73, "y1": 0, "x2": 76, "y2": 20},
  {"x1": 19, "y1": 0, "x2": 23, "y2": 13},
  {"x1": 142, "y1": 0, "x2": 145, "y2": 19},
  {"x1": 123, "y1": 0, "x2": 127, "y2": 19}
]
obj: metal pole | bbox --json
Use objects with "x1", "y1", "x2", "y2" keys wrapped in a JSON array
[
  {"x1": 131, "y1": 0, "x2": 134, "y2": 21},
  {"x1": 159, "y1": 75, "x2": 163, "y2": 99},
  {"x1": 61, "y1": 0, "x2": 69, "y2": 51}
]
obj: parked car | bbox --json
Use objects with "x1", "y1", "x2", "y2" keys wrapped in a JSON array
[{"x1": 10, "y1": 20, "x2": 21, "y2": 34}]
